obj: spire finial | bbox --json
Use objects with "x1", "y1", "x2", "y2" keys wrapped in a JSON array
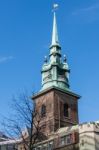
[
  {"x1": 51, "y1": 4, "x2": 60, "y2": 46},
  {"x1": 53, "y1": 4, "x2": 59, "y2": 12}
]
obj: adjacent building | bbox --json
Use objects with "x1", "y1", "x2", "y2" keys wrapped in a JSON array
[
  {"x1": 0, "y1": 131, "x2": 18, "y2": 150},
  {"x1": 33, "y1": 121, "x2": 99, "y2": 150}
]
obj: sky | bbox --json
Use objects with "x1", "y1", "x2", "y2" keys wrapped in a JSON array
[{"x1": 0, "y1": 0, "x2": 99, "y2": 126}]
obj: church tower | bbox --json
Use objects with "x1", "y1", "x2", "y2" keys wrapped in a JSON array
[{"x1": 33, "y1": 9, "x2": 80, "y2": 136}]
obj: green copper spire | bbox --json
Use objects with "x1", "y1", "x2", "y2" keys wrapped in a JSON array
[
  {"x1": 51, "y1": 12, "x2": 59, "y2": 47},
  {"x1": 41, "y1": 6, "x2": 70, "y2": 91},
  {"x1": 50, "y1": 10, "x2": 61, "y2": 62}
]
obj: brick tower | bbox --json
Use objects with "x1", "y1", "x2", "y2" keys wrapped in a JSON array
[{"x1": 32, "y1": 11, "x2": 80, "y2": 136}]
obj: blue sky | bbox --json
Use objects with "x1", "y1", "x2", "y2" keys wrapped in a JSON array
[{"x1": 0, "y1": 0, "x2": 99, "y2": 125}]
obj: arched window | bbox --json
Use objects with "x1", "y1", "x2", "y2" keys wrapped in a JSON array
[
  {"x1": 41, "y1": 104, "x2": 46, "y2": 117},
  {"x1": 64, "y1": 103, "x2": 70, "y2": 118}
]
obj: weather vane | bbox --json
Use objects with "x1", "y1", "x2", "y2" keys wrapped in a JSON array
[{"x1": 52, "y1": 3, "x2": 59, "y2": 12}]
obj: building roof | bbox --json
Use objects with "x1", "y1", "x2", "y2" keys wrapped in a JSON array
[
  {"x1": 0, "y1": 131, "x2": 10, "y2": 142},
  {"x1": 32, "y1": 86, "x2": 81, "y2": 99},
  {"x1": 0, "y1": 139, "x2": 21, "y2": 146}
]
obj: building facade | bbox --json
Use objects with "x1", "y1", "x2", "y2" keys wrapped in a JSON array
[{"x1": 33, "y1": 122, "x2": 99, "y2": 150}]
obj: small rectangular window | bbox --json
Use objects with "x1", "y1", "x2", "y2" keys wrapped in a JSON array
[
  {"x1": 36, "y1": 146, "x2": 41, "y2": 150},
  {"x1": 61, "y1": 137, "x2": 65, "y2": 145},
  {"x1": 41, "y1": 105, "x2": 46, "y2": 117},
  {"x1": 48, "y1": 141, "x2": 54, "y2": 150},
  {"x1": 64, "y1": 103, "x2": 70, "y2": 118},
  {"x1": 66, "y1": 135, "x2": 71, "y2": 144},
  {"x1": 42, "y1": 144, "x2": 47, "y2": 150}
]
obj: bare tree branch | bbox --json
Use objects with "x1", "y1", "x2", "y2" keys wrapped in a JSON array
[{"x1": 1, "y1": 92, "x2": 46, "y2": 150}]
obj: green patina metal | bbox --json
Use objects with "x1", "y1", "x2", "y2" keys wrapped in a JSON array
[{"x1": 41, "y1": 12, "x2": 70, "y2": 91}]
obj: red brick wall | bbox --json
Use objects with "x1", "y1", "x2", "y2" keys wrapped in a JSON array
[{"x1": 33, "y1": 89, "x2": 79, "y2": 135}]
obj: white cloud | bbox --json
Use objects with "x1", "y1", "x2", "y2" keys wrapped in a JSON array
[
  {"x1": 71, "y1": 3, "x2": 99, "y2": 23},
  {"x1": 0, "y1": 56, "x2": 14, "y2": 64},
  {"x1": 72, "y1": 3, "x2": 99, "y2": 16}
]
